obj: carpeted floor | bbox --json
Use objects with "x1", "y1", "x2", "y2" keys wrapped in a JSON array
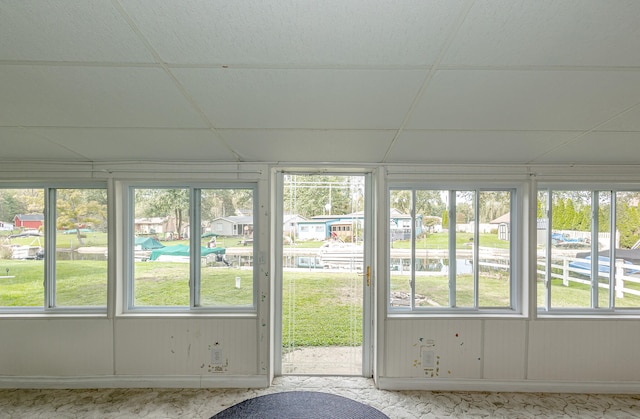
[{"x1": 211, "y1": 391, "x2": 388, "y2": 418}]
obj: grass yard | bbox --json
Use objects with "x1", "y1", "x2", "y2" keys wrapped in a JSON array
[
  {"x1": 282, "y1": 272, "x2": 362, "y2": 347},
  {"x1": 392, "y1": 232, "x2": 510, "y2": 250},
  {"x1": 0, "y1": 260, "x2": 108, "y2": 307},
  {"x1": 4, "y1": 257, "x2": 640, "y2": 346}
]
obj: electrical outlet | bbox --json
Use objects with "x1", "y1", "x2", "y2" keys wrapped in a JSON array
[
  {"x1": 422, "y1": 349, "x2": 435, "y2": 368},
  {"x1": 212, "y1": 347, "x2": 224, "y2": 365}
]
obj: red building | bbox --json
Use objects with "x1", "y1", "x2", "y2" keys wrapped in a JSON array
[{"x1": 13, "y1": 214, "x2": 44, "y2": 230}]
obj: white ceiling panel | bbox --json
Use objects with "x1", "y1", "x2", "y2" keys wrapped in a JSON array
[
  {"x1": 596, "y1": 106, "x2": 640, "y2": 132},
  {"x1": 27, "y1": 128, "x2": 238, "y2": 162},
  {"x1": 387, "y1": 130, "x2": 576, "y2": 164},
  {"x1": 406, "y1": 70, "x2": 640, "y2": 131},
  {"x1": 174, "y1": 69, "x2": 425, "y2": 129},
  {"x1": 533, "y1": 132, "x2": 640, "y2": 165},
  {"x1": 0, "y1": 127, "x2": 89, "y2": 161},
  {"x1": 0, "y1": 66, "x2": 208, "y2": 128},
  {"x1": 1, "y1": 2, "x2": 639, "y2": 166},
  {"x1": 217, "y1": 129, "x2": 396, "y2": 162},
  {"x1": 0, "y1": 1, "x2": 154, "y2": 62},
  {"x1": 121, "y1": 0, "x2": 467, "y2": 66},
  {"x1": 443, "y1": 0, "x2": 640, "y2": 67}
]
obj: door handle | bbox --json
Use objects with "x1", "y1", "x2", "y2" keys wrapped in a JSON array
[{"x1": 366, "y1": 265, "x2": 371, "y2": 287}]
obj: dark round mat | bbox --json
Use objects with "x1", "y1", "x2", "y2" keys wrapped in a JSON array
[{"x1": 210, "y1": 390, "x2": 389, "y2": 419}]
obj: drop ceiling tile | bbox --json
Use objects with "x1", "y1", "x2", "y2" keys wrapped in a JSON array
[
  {"x1": 531, "y1": 132, "x2": 640, "y2": 164},
  {"x1": 443, "y1": 0, "x2": 640, "y2": 67},
  {"x1": 27, "y1": 128, "x2": 238, "y2": 162},
  {"x1": 173, "y1": 68, "x2": 424, "y2": 129},
  {"x1": 0, "y1": 66, "x2": 208, "y2": 128},
  {"x1": 0, "y1": 1, "x2": 154, "y2": 62},
  {"x1": 0, "y1": 128, "x2": 89, "y2": 161},
  {"x1": 122, "y1": 0, "x2": 467, "y2": 66},
  {"x1": 217, "y1": 129, "x2": 396, "y2": 162},
  {"x1": 596, "y1": 106, "x2": 640, "y2": 132},
  {"x1": 406, "y1": 70, "x2": 640, "y2": 131},
  {"x1": 386, "y1": 130, "x2": 577, "y2": 164}
]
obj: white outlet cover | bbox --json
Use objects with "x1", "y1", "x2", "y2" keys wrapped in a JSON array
[
  {"x1": 212, "y1": 347, "x2": 224, "y2": 365},
  {"x1": 422, "y1": 349, "x2": 435, "y2": 368}
]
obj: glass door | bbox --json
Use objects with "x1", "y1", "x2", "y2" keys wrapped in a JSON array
[{"x1": 276, "y1": 172, "x2": 372, "y2": 376}]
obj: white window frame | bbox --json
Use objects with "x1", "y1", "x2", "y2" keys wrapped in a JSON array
[
  {"x1": 537, "y1": 183, "x2": 640, "y2": 316},
  {"x1": 0, "y1": 182, "x2": 108, "y2": 314},
  {"x1": 124, "y1": 182, "x2": 258, "y2": 313},
  {"x1": 387, "y1": 181, "x2": 523, "y2": 316}
]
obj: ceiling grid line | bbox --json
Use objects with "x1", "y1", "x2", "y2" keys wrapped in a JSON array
[
  {"x1": 110, "y1": 0, "x2": 243, "y2": 161},
  {"x1": 381, "y1": 0, "x2": 477, "y2": 163}
]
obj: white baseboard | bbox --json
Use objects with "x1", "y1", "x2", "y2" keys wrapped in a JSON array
[
  {"x1": 0, "y1": 375, "x2": 269, "y2": 389},
  {"x1": 376, "y1": 377, "x2": 640, "y2": 394}
]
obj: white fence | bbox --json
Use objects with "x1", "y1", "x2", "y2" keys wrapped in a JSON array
[{"x1": 537, "y1": 257, "x2": 640, "y2": 299}]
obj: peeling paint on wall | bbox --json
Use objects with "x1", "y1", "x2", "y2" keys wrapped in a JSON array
[{"x1": 413, "y1": 337, "x2": 441, "y2": 377}]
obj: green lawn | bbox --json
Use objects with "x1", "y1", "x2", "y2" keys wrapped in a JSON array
[
  {"x1": 282, "y1": 272, "x2": 362, "y2": 347},
  {"x1": 392, "y1": 232, "x2": 510, "y2": 249},
  {"x1": 4, "y1": 257, "x2": 640, "y2": 346}
]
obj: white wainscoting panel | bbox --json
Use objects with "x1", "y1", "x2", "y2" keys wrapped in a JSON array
[
  {"x1": 0, "y1": 319, "x2": 113, "y2": 376},
  {"x1": 384, "y1": 319, "x2": 482, "y2": 379},
  {"x1": 527, "y1": 320, "x2": 640, "y2": 381},
  {"x1": 114, "y1": 317, "x2": 258, "y2": 376}
]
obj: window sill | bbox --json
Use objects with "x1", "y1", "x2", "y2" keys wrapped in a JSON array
[{"x1": 387, "y1": 311, "x2": 527, "y2": 320}]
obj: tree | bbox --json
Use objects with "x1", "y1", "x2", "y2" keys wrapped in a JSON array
[
  {"x1": 284, "y1": 175, "x2": 355, "y2": 218},
  {"x1": 56, "y1": 189, "x2": 107, "y2": 245},
  {"x1": 441, "y1": 209, "x2": 449, "y2": 229},
  {"x1": 201, "y1": 189, "x2": 254, "y2": 221},
  {"x1": 0, "y1": 190, "x2": 27, "y2": 224},
  {"x1": 137, "y1": 189, "x2": 190, "y2": 239}
]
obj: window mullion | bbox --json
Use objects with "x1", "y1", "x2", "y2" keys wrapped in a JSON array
[
  {"x1": 609, "y1": 192, "x2": 617, "y2": 309},
  {"x1": 449, "y1": 191, "x2": 456, "y2": 308},
  {"x1": 191, "y1": 188, "x2": 200, "y2": 308},
  {"x1": 473, "y1": 190, "x2": 480, "y2": 308},
  {"x1": 591, "y1": 192, "x2": 599, "y2": 308},
  {"x1": 44, "y1": 188, "x2": 56, "y2": 310},
  {"x1": 410, "y1": 189, "x2": 416, "y2": 310}
]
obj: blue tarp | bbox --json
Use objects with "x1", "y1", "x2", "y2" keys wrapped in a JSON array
[
  {"x1": 569, "y1": 256, "x2": 640, "y2": 275},
  {"x1": 134, "y1": 237, "x2": 165, "y2": 250},
  {"x1": 149, "y1": 244, "x2": 225, "y2": 261}
]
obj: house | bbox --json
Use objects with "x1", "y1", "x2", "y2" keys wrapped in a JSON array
[
  {"x1": 13, "y1": 214, "x2": 44, "y2": 230},
  {"x1": 490, "y1": 212, "x2": 511, "y2": 241},
  {"x1": 3, "y1": 1, "x2": 640, "y2": 402},
  {"x1": 209, "y1": 215, "x2": 253, "y2": 237},
  {"x1": 0, "y1": 221, "x2": 14, "y2": 231},
  {"x1": 282, "y1": 213, "x2": 307, "y2": 237},
  {"x1": 296, "y1": 220, "x2": 327, "y2": 241},
  {"x1": 134, "y1": 217, "x2": 167, "y2": 235},
  {"x1": 389, "y1": 208, "x2": 423, "y2": 240}
]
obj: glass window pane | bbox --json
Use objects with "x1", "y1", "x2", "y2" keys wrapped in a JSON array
[
  {"x1": 614, "y1": 192, "x2": 640, "y2": 309},
  {"x1": 389, "y1": 190, "x2": 411, "y2": 308},
  {"x1": 200, "y1": 189, "x2": 254, "y2": 307},
  {"x1": 55, "y1": 189, "x2": 108, "y2": 307},
  {"x1": 415, "y1": 189, "x2": 449, "y2": 308},
  {"x1": 455, "y1": 191, "x2": 475, "y2": 307},
  {"x1": 549, "y1": 191, "x2": 593, "y2": 309},
  {"x1": 133, "y1": 188, "x2": 190, "y2": 307},
  {"x1": 478, "y1": 191, "x2": 511, "y2": 308},
  {"x1": 0, "y1": 189, "x2": 44, "y2": 308},
  {"x1": 596, "y1": 192, "x2": 612, "y2": 309},
  {"x1": 537, "y1": 189, "x2": 549, "y2": 309}
]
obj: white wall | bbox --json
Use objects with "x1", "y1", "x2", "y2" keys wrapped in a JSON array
[
  {"x1": 1, "y1": 163, "x2": 640, "y2": 392},
  {"x1": 377, "y1": 318, "x2": 640, "y2": 392}
]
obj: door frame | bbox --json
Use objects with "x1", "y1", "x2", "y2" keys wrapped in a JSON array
[{"x1": 272, "y1": 169, "x2": 374, "y2": 377}]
